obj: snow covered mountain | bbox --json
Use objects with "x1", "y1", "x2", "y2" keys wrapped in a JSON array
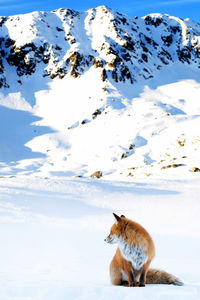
[
  {"x1": 1, "y1": 5, "x2": 200, "y2": 84},
  {"x1": 0, "y1": 5, "x2": 200, "y2": 179}
]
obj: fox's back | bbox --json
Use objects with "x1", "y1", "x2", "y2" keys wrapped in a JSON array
[{"x1": 124, "y1": 218, "x2": 155, "y2": 256}]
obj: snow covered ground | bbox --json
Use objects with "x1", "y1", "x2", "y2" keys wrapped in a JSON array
[
  {"x1": 0, "y1": 176, "x2": 199, "y2": 299},
  {"x1": 0, "y1": 7, "x2": 200, "y2": 299},
  {"x1": 0, "y1": 48, "x2": 200, "y2": 300}
]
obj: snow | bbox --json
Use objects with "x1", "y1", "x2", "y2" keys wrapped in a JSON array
[
  {"x1": 3, "y1": 62, "x2": 197, "y2": 180},
  {"x1": 1, "y1": 62, "x2": 200, "y2": 179},
  {"x1": 0, "y1": 6, "x2": 200, "y2": 299},
  {"x1": 0, "y1": 176, "x2": 199, "y2": 299}
]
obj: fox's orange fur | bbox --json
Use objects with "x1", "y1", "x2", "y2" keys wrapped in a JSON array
[{"x1": 105, "y1": 213, "x2": 183, "y2": 287}]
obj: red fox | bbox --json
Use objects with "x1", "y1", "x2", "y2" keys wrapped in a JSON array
[{"x1": 105, "y1": 213, "x2": 183, "y2": 287}]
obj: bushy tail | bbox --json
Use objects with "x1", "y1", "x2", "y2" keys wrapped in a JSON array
[{"x1": 146, "y1": 268, "x2": 183, "y2": 286}]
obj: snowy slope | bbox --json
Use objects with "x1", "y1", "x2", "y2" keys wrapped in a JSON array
[{"x1": 0, "y1": 5, "x2": 200, "y2": 179}]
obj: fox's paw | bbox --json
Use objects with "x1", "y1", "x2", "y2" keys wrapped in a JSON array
[
  {"x1": 139, "y1": 283, "x2": 145, "y2": 287},
  {"x1": 128, "y1": 282, "x2": 136, "y2": 287},
  {"x1": 129, "y1": 283, "x2": 134, "y2": 287}
]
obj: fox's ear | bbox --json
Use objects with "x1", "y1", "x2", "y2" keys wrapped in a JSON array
[
  {"x1": 113, "y1": 213, "x2": 121, "y2": 223},
  {"x1": 121, "y1": 215, "x2": 125, "y2": 218}
]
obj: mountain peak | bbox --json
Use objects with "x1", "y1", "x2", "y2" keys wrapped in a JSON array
[{"x1": 0, "y1": 7, "x2": 199, "y2": 87}]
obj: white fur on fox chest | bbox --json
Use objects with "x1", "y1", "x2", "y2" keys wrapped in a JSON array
[{"x1": 118, "y1": 237, "x2": 148, "y2": 270}]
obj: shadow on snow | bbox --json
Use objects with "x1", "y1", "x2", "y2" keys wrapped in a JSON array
[{"x1": 0, "y1": 104, "x2": 54, "y2": 163}]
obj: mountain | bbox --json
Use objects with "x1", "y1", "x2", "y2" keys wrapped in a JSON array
[
  {"x1": 0, "y1": 5, "x2": 200, "y2": 179},
  {"x1": 1, "y1": 6, "x2": 200, "y2": 85}
]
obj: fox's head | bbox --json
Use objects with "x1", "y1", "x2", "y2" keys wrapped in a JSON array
[{"x1": 104, "y1": 213, "x2": 126, "y2": 244}]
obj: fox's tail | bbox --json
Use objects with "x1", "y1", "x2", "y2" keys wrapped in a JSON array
[{"x1": 146, "y1": 268, "x2": 183, "y2": 286}]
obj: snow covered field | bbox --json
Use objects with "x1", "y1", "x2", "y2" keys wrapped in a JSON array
[{"x1": 0, "y1": 176, "x2": 199, "y2": 299}]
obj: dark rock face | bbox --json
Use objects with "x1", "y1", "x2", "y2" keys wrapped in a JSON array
[
  {"x1": 7, "y1": 43, "x2": 37, "y2": 76},
  {"x1": 0, "y1": 6, "x2": 199, "y2": 87}
]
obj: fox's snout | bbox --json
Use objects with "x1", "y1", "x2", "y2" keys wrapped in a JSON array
[
  {"x1": 104, "y1": 234, "x2": 116, "y2": 244},
  {"x1": 104, "y1": 236, "x2": 111, "y2": 243}
]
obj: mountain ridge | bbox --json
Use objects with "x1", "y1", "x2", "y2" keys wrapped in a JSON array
[{"x1": 0, "y1": 6, "x2": 200, "y2": 89}]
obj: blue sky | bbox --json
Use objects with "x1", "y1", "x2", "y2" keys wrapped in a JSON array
[{"x1": 1, "y1": 0, "x2": 200, "y2": 22}]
